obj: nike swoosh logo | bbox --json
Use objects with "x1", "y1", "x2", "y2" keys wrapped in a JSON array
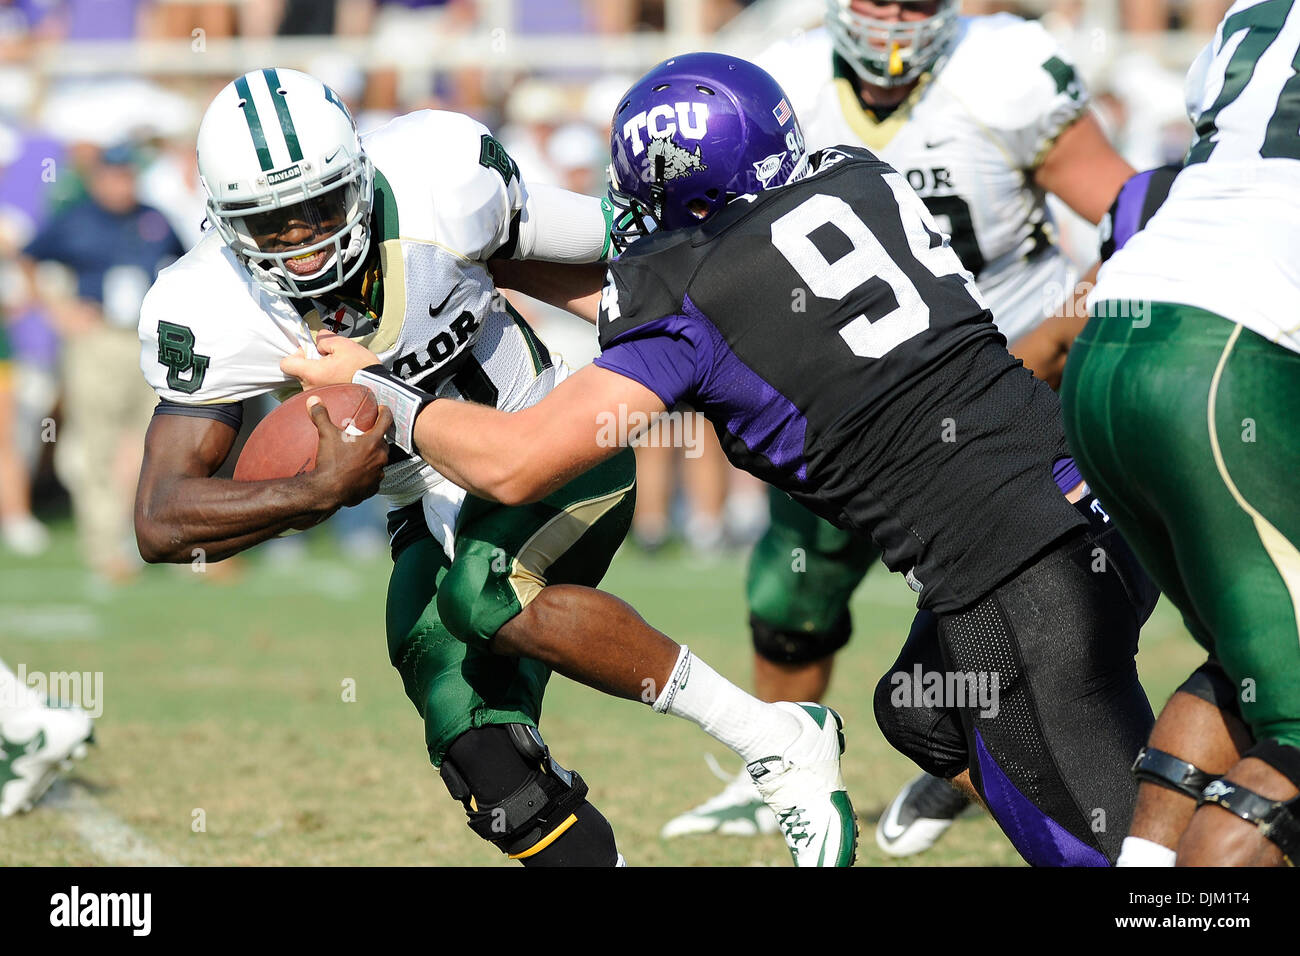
[
  {"x1": 325, "y1": 147, "x2": 343, "y2": 163},
  {"x1": 925, "y1": 139, "x2": 954, "y2": 150},
  {"x1": 428, "y1": 286, "x2": 456, "y2": 317},
  {"x1": 877, "y1": 791, "x2": 908, "y2": 842},
  {"x1": 388, "y1": 520, "x2": 408, "y2": 546}
]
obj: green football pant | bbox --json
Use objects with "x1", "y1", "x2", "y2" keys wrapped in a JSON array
[
  {"x1": 1062, "y1": 301, "x2": 1300, "y2": 750},
  {"x1": 385, "y1": 450, "x2": 636, "y2": 765},
  {"x1": 746, "y1": 486, "x2": 881, "y2": 658}
]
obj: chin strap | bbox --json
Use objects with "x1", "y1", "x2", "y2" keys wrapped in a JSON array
[{"x1": 342, "y1": 222, "x2": 367, "y2": 262}]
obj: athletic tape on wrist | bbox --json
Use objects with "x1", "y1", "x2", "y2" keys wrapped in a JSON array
[{"x1": 351, "y1": 364, "x2": 434, "y2": 455}]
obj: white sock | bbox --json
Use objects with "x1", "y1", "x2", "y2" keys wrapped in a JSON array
[
  {"x1": 1116, "y1": 836, "x2": 1177, "y2": 867},
  {"x1": 652, "y1": 646, "x2": 800, "y2": 763}
]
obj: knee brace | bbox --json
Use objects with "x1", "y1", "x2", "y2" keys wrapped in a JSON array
[
  {"x1": 440, "y1": 724, "x2": 600, "y2": 862},
  {"x1": 1198, "y1": 740, "x2": 1300, "y2": 865},
  {"x1": 1132, "y1": 746, "x2": 1222, "y2": 801},
  {"x1": 750, "y1": 610, "x2": 851, "y2": 665}
]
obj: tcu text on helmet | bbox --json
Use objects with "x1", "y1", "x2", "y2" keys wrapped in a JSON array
[{"x1": 622, "y1": 103, "x2": 709, "y2": 156}]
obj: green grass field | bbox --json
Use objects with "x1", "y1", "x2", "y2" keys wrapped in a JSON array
[{"x1": 0, "y1": 519, "x2": 1205, "y2": 867}]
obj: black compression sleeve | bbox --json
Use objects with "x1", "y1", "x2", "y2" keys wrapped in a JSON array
[{"x1": 153, "y1": 399, "x2": 244, "y2": 431}]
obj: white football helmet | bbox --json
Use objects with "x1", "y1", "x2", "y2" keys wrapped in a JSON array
[
  {"x1": 826, "y1": 0, "x2": 960, "y2": 89},
  {"x1": 197, "y1": 68, "x2": 373, "y2": 298}
]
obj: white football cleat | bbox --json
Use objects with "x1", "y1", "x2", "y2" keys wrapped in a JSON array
[
  {"x1": 660, "y1": 759, "x2": 778, "y2": 839},
  {"x1": 0, "y1": 706, "x2": 94, "y2": 818},
  {"x1": 746, "y1": 702, "x2": 857, "y2": 867},
  {"x1": 874, "y1": 772, "x2": 971, "y2": 857}
]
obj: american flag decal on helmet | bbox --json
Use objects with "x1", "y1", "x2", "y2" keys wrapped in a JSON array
[{"x1": 772, "y1": 99, "x2": 791, "y2": 125}]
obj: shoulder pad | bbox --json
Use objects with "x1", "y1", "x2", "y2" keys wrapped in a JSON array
[
  {"x1": 364, "y1": 110, "x2": 524, "y2": 259},
  {"x1": 809, "y1": 145, "x2": 879, "y2": 173},
  {"x1": 597, "y1": 251, "x2": 686, "y2": 349},
  {"x1": 940, "y1": 15, "x2": 1087, "y2": 135}
]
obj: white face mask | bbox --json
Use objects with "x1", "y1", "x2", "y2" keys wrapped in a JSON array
[
  {"x1": 208, "y1": 157, "x2": 374, "y2": 298},
  {"x1": 826, "y1": 0, "x2": 959, "y2": 89}
]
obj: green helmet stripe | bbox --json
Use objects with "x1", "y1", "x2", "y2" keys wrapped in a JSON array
[
  {"x1": 263, "y1": 68, "x2": 305, "y2": 164},
  {"x1": 233, "y1": 74, "x2": 274, "y2": 172}
]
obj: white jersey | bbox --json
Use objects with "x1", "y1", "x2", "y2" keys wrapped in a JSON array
[
  {"x1": 140, "y1": 110, "x2": 569, "y2": 556},
  {"x1": 1091, "y1": 0, "x2": 1300, "y2": 355},
  {"x1": 759, "y1": 15, "x2": 1088, "y2": 342}
]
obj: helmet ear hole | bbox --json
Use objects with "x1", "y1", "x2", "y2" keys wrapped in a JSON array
[
  {"x1": 705, "y1": 189, "x2": 719, "y2": 200},
  {"x1": 687, "y1": 198, "x2": 711, "y2": 219}
]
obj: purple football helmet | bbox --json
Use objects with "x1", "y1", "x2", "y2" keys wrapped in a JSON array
[{"x1": 607, "y1": 52, "x2": 808, "y2": 253}]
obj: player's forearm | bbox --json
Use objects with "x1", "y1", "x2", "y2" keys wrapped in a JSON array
[
  {"x1": 1035, "y1": 115, "x2": 1136, "y2": 226},
  {"x1": 1010, "y1": 263, "x2": 1100, "y2": 389},
  {"x1": 1009, "y1": 318, "x2": 1071, "y2": 390},
  {"x1": 134, "y1": 472, "x2": 336, "y2": 563},
  {"x1": 411, "y1": 400, "x2": 575, "y2": 505},
  {"x1": 412, "y1": 400, "x2": 534, "y2": 503},
  {"x1": 488, "y1": 259, "x2": 605, "y2": 324}
]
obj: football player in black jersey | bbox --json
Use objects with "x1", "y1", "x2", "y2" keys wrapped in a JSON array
[{"x1": 287, "y1": 53, "x2": 1157, "y2": 866}]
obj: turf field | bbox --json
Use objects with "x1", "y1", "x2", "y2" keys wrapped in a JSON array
[{"x1": 0, "y1": 518, "x2": 1205, "y2": 867}]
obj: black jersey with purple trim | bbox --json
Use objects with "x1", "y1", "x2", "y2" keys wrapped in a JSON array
[
  {"x1": 596, "y1": 147, "x2": 1085, "y2": 612},
  {"x1": 1099, "y1": 165, "x2": 1180, "y2": 263}
]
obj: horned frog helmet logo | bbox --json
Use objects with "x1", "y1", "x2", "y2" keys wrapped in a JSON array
[{"x1": 645, "y1": 135, "x2": 707, "y2": 181}]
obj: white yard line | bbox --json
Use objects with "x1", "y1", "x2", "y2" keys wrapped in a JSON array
[
  {"x1": 44, "y1": 780, "x2": 182, "y2": 867},
  {"x1": 0, "y1": 606, "x2": 101, "y2": 640}
]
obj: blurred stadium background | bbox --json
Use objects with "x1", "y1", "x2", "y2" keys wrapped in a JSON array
[{"x1": 0, "y1": 0, "x2": 1217, "y2": 865}]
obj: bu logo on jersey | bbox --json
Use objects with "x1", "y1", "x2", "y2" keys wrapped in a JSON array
[{"x1": 622, "y1": 102, "x2": 709, "y2": 157}]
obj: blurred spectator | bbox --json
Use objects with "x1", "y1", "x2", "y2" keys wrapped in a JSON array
[
  {"x1": 0, "y1": 120, "x2": 62, "y2": 551},
  {"x1": 499, "y1": 78, "x2": 577, "y2": 186},
  {"x1": 19, "y1": 143, "x2": 183, "y2": 582},
  {"x1": 0, "y1": 274, "x2": 47, "y2": 555},
  {"x1": 142, "y1": 1, "x2": 237, "y2": 41},
  {"x1": 136, "y1": 134, "x2": 206, "y2": 250},
  {"x1": 29, "y1": 0, "x2": 150, "y2": 42},
  {"x1": 361, "y1": 0, "x2": 479, "y2": 115},
  {"x1": 546, "y1": 121, "x2": 605, "y2": 193},
  {"x1": 631, "y1": 423, "x2": 768, "y2": 557},
  {"x1": 1123, "y1": 0, "x2": 1232, "y2": 34}
]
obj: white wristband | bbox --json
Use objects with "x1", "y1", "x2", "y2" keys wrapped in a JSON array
[{"x1": 351, "y1": 365, "x2": 434, "y2": 455}]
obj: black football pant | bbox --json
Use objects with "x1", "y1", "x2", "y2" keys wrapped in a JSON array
[{"x1": 874, "y1": 499, "x2": 1158, "y2": 865}]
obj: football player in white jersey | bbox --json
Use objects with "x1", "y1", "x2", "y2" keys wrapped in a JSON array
[
  {"x1": 1064, "y1": 0, "x2": 1300, "y2": 866},
  {"x1": 660, "y1": 0, "x2": 1137, "y2": 855},
  {"x1": 134, "y1": 69, "x2": 857, "y2": 867}
]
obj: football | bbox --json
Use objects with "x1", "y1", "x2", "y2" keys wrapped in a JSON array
[{"x1": 232, "y1": 384, "x2": 380, "y2": 482}]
